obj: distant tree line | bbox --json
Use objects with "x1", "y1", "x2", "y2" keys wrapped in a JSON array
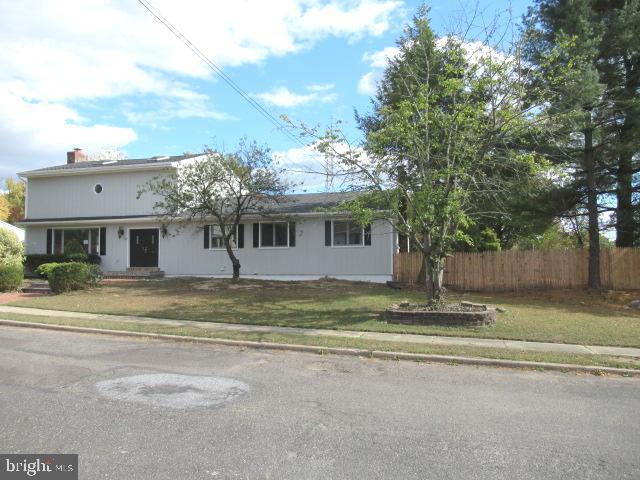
[{"x1": 0, "y1": 178, "x2": 25, "y2": 225}]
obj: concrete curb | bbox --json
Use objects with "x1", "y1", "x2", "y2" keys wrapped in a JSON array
[{"x1": 1, "y1": 319, "x2": 638, "y2": 377}]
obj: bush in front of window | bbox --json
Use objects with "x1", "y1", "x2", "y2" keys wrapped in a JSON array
[
  {"x1": 48, "y1": 263, "x2": 102, "y2": 294},
  {"x1": 65, "y1": 252, "x2": 101, "y2": 264},
  {"x1": 26, "y1": 253, "x2": 101, "y2": 272},
  {"x1": 63, "y1": 238, "x2": 86, "y2": 255}
]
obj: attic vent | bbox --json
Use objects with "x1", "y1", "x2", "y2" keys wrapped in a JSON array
[
  {"x1": 153, "y1": 156, "x2": 170, "y2": 161},
  {"x1": 102, "y1": 160, "x2": 117, "y2": 165}
]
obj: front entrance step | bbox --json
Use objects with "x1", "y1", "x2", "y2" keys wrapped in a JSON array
[
  {"x1": 126, "y1": 267, "x2": 161, "y2": 273},
  {"x1": 21, "y1": 281, "x2": 52, "y2": 294},
  {"x1": 103, "y1": 270, "x2": 165, "y2": 279}
]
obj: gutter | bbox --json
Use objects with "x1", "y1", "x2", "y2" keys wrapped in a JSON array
[
  {"x1": 18, "y1": 211, "x2": 392, "y2": 227},
  {"x1": 17, "y1": 160, "x2": 183, "y2": 179}
]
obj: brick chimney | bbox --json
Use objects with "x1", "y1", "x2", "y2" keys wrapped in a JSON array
[{"x1": 67, "y1": 148, "x2": 87, "y2": 164}]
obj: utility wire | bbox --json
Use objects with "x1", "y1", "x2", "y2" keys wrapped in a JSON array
[{"x1": 136, "y1": 0, "x2": 306, "y2": 148}]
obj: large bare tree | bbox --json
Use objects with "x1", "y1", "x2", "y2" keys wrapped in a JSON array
[{"x1": 138, "y1": 140, "x2": 290, "y2": 280}]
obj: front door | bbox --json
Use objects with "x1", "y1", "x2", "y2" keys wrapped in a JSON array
[{"x1": 129, "y1": 229, "x2": 159, "y2": 267}]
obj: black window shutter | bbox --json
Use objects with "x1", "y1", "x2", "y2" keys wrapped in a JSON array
[
  {"x1": 325, "y1": 221, "x2": 332, "y2": 246},
  {"x1": 253, "y1": 223, "x2": 259, "y2": 248},
  {"x1": 237, "y1": 224, "x2": 244, "y2": 248},
  {"x1": 203, "y1": 225, "x2": 210, "y2": 249},
  {"x1": 46, "y1": 228, "x2": 53, "y2": 254},
  {"x1": 364, "y1": 224, "x2": 372, "y2": 246},
  {"x1": 99, "y1": 227, "x2": 107, "y2": 255},
  {"x1": 289, "y1": 222, "x2": 295, "y2": 247}
]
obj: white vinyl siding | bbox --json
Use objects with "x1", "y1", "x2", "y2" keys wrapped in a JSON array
[
  {"x1": 24, "y1": 218, "x2": 394, "y2": 281},
  {"x1": 26, "y1": 170, "x2": 169, "y2": 219}
]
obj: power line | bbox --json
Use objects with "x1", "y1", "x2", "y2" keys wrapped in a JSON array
[{"x1": 136, "y1": 0, "x2": 306, "y2": 148}]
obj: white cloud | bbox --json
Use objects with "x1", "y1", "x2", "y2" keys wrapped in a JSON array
[
  {"x1": 256, "y1": 85, "x2": 337, "y2": 108},
  {"x1": 0, "y1": 89, "x2": 137, "y2": 173},
  {"x1": 357, "y1": 72, "x2": 379, "y2": 96},
  {"x1": 357, "y1": 46, "x2": 400, "y2": 95},
  {"x1": 274, "y1": 141, "x2": 372, "y2": 191},
  {"x1": 123, "y1": 91, "x2": 233, "y2": 129},
  {"x1": 307, "y1": 83, "x2": 335, "y2": 92},
  {"x1": 362, "y1": 46, "x2": 401, "y2": 68},
  {"x1": 0, "y1": 0, "x2": 401, "y2": 171},
  {"x1": 356, "y1": 38, "x2": 513, "y2": 97},
  {"x1": 273, "y1": 144, "x2": 334, "y2": 191},
  {"x1": 292, "y1": 1, "x2": 402, "y2": 41}
]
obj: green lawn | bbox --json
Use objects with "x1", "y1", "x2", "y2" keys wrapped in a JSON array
[{"x1": 9, "y1": 277, "x2": 640, "y2": 347}]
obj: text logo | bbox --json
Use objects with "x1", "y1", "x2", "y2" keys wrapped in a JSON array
[{"x1": 1, "y1": 455, "x2": 77, "y2": 479}]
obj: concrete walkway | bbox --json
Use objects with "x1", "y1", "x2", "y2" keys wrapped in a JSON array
[{"x1": 0, "y1": 305, "x2": 638, "y2": 358}]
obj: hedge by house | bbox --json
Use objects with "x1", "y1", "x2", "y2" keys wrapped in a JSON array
[
  {"x1": 0, "y1": 229, "x2": 24, "y2": 292},
  {"x1": 47, "y1": 263, "x2": 103, "y2": 294},
  {"x1": 26, "y1": 253, "x2": 100, "y2": 271}
]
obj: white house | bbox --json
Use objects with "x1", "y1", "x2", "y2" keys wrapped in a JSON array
[
  {"x1": 0, "y1": 220, "x2": 24, "y2": 242},
  {"x1": 18, "y1": 149, "x2": 396, "y2": 282}
]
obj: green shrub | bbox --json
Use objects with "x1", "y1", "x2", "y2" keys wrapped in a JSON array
[
  {"x1": 35, "y1": 262, "x2": 64, "y2": 279},
  {"x1": 25, "y1": 254, "x2": 67, "y2": 270},
  {"x1": 48, "y1": 263, "x2": 103, "y2": 294},
  {"x1": 85, "y1": 264, "x2": 103, "y2": 285},
  {"x1": 0, "y1": 229, "x2": 24, "y2": 263},
  {"x1": 63, "y1": 238, "x2": 85, "y2": 255},
  {"x1": 0, "y1": 228, "x2": 24, "y2": 291},
  {"x1": 64, "y1": 252, "x2": 88, "y2": 263},
  {"x1": 0, "y1": 259, "x2": 24, "y2": 291},
  {"x1": 26, "y1": 253, "x2": 100, "y2": 272}
]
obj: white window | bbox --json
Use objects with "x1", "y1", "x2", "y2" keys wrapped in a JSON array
[
  {"x1": 53, "y1": 228, "x2": 100, "y2": 255},
  {"x1": 332, "y1": 220, "x2": 364, "y2": 246},
  {"x1": 209, "y1": 225, "x2": 237, "y2": 249},
  {"x1": 260, "y1": 222, "x2": 289, "y2": 247}
]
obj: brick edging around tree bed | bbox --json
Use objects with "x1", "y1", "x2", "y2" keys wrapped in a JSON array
[{"x1": 384, "y1": 308, "x2": 496, "y2": 326}]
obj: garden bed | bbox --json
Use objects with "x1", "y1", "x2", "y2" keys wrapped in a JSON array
[{"x1": 385, "y1": 302, "x2": 496, "y2": 326}]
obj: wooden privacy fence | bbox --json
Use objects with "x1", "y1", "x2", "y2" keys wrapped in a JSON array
[{"x1": 393, "y1": 248, "x2": 640, "y2": 291}]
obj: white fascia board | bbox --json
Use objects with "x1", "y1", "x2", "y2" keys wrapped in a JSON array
[
  {"x1": 18, "y1": 217, "x2": 161, "y2": 227},
  {"x1": 18, "y1": 209, "x2": 392, "y2": 227},
  {"x1": 171, "y1": 154, "x2": 207, "y2": 169},
  {"x1": 18, "y1": 162, "x2": 179, "y2": 179}
]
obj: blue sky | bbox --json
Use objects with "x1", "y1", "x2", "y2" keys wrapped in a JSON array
[{"x1": 1, "y1": 0, "x2": 532, "y2": 188}]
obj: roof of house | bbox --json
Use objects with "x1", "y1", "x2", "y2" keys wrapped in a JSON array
[
  {"x1": 264, "y1": 191, "x2": 362, "y2": 214},
  {"x1": 18, "y1": 153, "x2": 205, "y2": 177}
]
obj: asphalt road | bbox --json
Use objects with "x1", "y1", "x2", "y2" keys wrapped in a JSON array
[{"x1": 0, "y1": 326, "x2": 638, "y2": 480}]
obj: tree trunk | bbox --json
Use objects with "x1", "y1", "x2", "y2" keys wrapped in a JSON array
[
  {"x1": 615, "y1": 151, "x2": 634, "y2": 247},
  {"x1": 616, "y1": 57, "x2": 638, "y2": 247},
  {"x1": 584, "y1": 123, "x2": 601, "y2": 290},
  {"x1": 423, "y1": 255, "x2": 444, "y2": 303},
  {"x1": 225, "y1": 243, "x2": 241, "y2": 281}
]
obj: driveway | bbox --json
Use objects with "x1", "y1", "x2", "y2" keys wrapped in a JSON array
[{"x1": 0, "y1": 326, "x2": 638, "y2": 479}]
